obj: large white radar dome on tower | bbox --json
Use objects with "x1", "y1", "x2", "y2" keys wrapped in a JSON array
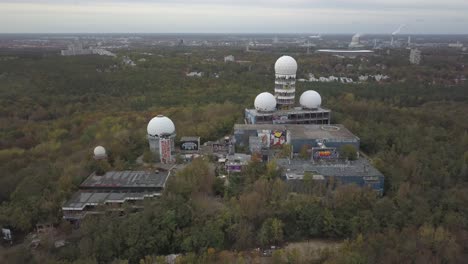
[
  {"x1": 147, "y1": 115, "x2": 176, "y2": 137},
  {"x1": 274, "y1": 55, "x2": 298, "y2": 75},
  {"x1": 254, "y1": 92, "x2": 277, "y2": 112},
  {"x1": 300, "y1": 90, "x2": 322, "y2": 109}
]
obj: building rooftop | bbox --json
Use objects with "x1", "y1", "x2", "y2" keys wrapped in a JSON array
[
  {"x1": 316, "y1": 49, "x2": 374, "y2": 54},
  {"x1": 277, "y1": 158, "x2": 383, "y2": 179},
  {"x1": 226, "y1": 153, "x2": 251, "y2": 165},
  {"x1": 62, "y1": 191, "x2": 161, "y2": 211},
  {"x1": 80, "y1": 170, "x2": 170, "y2": 189},
  {"x1": 234, "y1": 124, "x2": 359, "y2": 141},
  {"x1": 245, "y1": 106, "x2": 330, "y2": 116},
  {"x1": 180, "y1": 136, "x2": 200, "y2": 141}
]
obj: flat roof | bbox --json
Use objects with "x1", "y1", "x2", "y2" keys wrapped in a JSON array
[
  {"x1": 62, "y1": 191, "x2": 162, "y2": 210},
  {"x1": 226, "y1": 153, "x2": 251, "y2": 165},
  {"x1": 80, "y1": 170, "x2": 170, "y2": 189},
  {"x1": 245, "y1": 107, "x2": 330, "y2": 116},
  {"x1": 277, "y1": 158, "x2": 383, "y2": 178},
  {"x1": 181, "y1": 136, "x2": 200, "y2": 141},
  {"x1": 316, "y1": 49, "x2": 374, "y2": 53},
  {"x1": 234, "y1": 124, "x2": 359, "y2": 141}
]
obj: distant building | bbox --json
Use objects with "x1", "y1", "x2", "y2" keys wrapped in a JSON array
[
  {"x1": 340, "y1": 77, "x2": 354, "y2": 83},
  {"x1": 374, "y1": 74, "x2": 390, "y2": 82},
  {"x1": 186, "y1": 71, "x2": 203, "y2": 77},
  {"x1": 92, "y1": 48, "x2": 116, "y2": 57},
  {"x1": 316, "y1": 49, "x2": 374, "y2": 58},
  {"x1": 358, "y1": 75, "x2": 369, "y2": 82},
  {"x1": 448, "y1": 42, "x2": 463, "y2": 49},
  {"x1": 61, "y1": 43, "x2": 115, "y2": 57},
  {"x1": 409, "y1": 48, "x2": 422, "y2": 65},
  {"x1": 122, "y1": 56, "x2": 136, "y2": 66},
  {"x1": 224, "y1": 55, "x2": 235, "y2": 62},
  {"x1": 61, "y1": 43, "x2": 92, "y2": 56},
  {"x1": 319, "y1": 76, "x2": 330, "y2": 82}
]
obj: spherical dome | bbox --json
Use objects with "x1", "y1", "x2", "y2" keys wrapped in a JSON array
[
  {"x1": 147, "y1": 115, "x2": 176, "y2": 137},
  {"x1": 254, "y1": 92, "x2": 276, "y2": 112},
  {"x1": 274, "y1": 55, "x2": 298, "y2": 75},
  {"x1": 94, "y1": 146, "x2": 106, "y2": 156},
  {"x1": 300, "y1": 90, "x2": 322, "y2": 109}
]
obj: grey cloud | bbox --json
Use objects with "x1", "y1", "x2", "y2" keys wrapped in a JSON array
[
  {"x1": 3, "y1": 0, "x2": 468, "y2": 10},
  {"x1": 0, "y1": 0, "x2": 467, "y2": 33}
]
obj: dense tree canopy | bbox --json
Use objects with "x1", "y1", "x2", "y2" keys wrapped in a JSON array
[{"x1": 0, "y1": 47, "x2": 467, "y2": 263}]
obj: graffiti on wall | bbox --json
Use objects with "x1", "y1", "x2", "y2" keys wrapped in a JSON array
[
  {"x1": 159, "y1": 138, "x2": 172, "y2": 164},
  {"x1": 270, "y1": 130, "x2": 287, "y2": 146},
  {"x1": 312, "y1": 147, "x2": 339, "y2": 160},
  {"x1": 257, "y1": 130, "x2": 271, "y2": 148},
  {"x1": 213, "y1": 143, "x2": 228, "y2": 153},
  {"x1": 181, "y1": 140, "x2": 199, "y2": 151}
]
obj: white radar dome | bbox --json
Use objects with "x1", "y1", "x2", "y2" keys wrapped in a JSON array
[
  {"x1": 300, "y1": 90, "x2": 322, "y2": 109},
  {"x1": 94, "y1": 146, "x2": 106, "y2": 157},
  {"x1": 274, "y1": 55, "x2": 298, "y2": 75},
  {"x1": 254, "y1": 92, "x2": 277, "y2": 112},
  {"x1": 147, "y1": 115, "x2": 176, "y2": 137}
]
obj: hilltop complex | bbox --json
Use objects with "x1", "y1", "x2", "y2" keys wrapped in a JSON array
[
  {"x1": 236, "y1": 56, "x2": 384, "y2": 193},
  {"x1": 245, "y1": 56, "x2": 331, "y2": 125},
  {"x1": 62, "y1": 55, "x2": 384, "y2": 224}
]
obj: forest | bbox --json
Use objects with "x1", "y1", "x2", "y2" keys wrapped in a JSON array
[{"x1": 0, "y1": 47, "x2": 467, "y2": 263}]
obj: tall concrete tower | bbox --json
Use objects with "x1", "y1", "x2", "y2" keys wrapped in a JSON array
[
  {"x1": 147, "y1": 115, "x2": 176, "y2": 164},
  {"x1": 274, "y1": 56, "x2": 298, "y2": 110}
]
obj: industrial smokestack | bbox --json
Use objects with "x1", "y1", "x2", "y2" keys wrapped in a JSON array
[{"x1": 392, "y1": 24, "x2": 406, "y2": 36}]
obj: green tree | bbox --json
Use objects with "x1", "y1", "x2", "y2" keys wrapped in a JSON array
[
  {"x1": 299, "y1": 144, "x2": 310, "y2": 160},
  {"x1": 339, "y1": 144, "x2": 358, "y2": 160},
  {"x1": 258, "y1": 218, "x2": 284, "y2": 247}
]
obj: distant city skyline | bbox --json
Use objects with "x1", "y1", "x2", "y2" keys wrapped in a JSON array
[{"x1": 0, "y1": 0, "x2": 467, "y2": 34}]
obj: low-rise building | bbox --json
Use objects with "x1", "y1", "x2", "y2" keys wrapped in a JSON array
[
  {"x1": 245, "y1": 107, "x2": 331, "y2": 125},
  {"x1": 62, "y1": 169, "x2": 172, "y2": 223},
  {"x1": 224, "y1": 55, "x2": 235, "y2": 62},
  {"x1": 278, "y1": 158, "x2": 384, "y2": 194},
  {"x1": 186, "y1": 71, "x2": 203, "y2": 77},
  {"x1": 225, "y1": 153, "x2": 251, "y2": 173},
  {"x1": 234, "y1": 124, "x2": 360, "y2": 154}
]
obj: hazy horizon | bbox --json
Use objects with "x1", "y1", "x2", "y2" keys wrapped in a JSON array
[{"x1": 1, "y1": 0, "x2": 467, "y2": 34}]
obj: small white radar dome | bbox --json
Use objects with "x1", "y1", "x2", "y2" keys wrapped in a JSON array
[
  {"x1": 94, "y1": 146, "x2": 106, "y2": 157},
  {"x1": 274, "y1": 56, "x2": 298, "y2": 75},
  {"x1": 300, "y1": 90, "x2": 322, "y2": 109},
  {"x1": 147, "y1": 115, "x2": 176, "y2": 137},
  {"x1": 254, "y1": 92, "x2": 277, "y2": 112}
]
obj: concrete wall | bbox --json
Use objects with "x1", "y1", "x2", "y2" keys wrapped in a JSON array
[
  {"x1": 290, "y1": 139, "x2": 360, "y2": 153},
  {"x1": 286, "y1": 175, "x2": 384, "y2": 195},
  {"x1": 234, "y1": 128, "x2": 360, "y2": 153}
]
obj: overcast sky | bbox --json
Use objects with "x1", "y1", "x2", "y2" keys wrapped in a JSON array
[{"x1": 0, "y1": 0, "x2": 467, "y2": 34}]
